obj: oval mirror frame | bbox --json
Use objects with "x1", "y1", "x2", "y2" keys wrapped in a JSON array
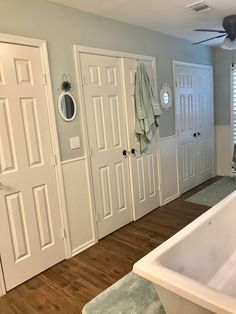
[
  {"x1": 58, "y1": 92, "x2": 77, "y2": 122},
  {"x1": 160, "y1": 83, "x2": 172, "y2": 111}
]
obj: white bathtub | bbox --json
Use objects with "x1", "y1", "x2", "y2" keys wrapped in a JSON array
[{"x1": 133, "y1": 191, "x2": 236, "y2": 314}]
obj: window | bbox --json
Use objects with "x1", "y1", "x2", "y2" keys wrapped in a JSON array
[{"x1": 232, "y1": 66, "x2": 236, "y2": 144}]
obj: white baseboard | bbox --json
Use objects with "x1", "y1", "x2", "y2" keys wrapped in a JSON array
[
  {"x1": 0, "y1": 263, "x2": 6, "y2": 297},
  {"x1": 215, "y1": 125, "x2": 232, "y2": 176},
  {"x1": 160, "y1": 135, "x2": 180, "y2": 204}
]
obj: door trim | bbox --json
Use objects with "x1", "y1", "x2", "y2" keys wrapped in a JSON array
[
  {"x1": 173, "y1": 60, "x2": 214, "y2": 193},
  {"x1": 73, "y1": 45, "x2": 162, "y2": 234},
  {"x1": 0, "y1": 33, "x2": 71, "y2": 295}
]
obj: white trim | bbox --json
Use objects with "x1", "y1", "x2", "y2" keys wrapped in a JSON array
[
  {"x1": 0, "y1": 261, "x2": 6, "y2": 296},
  {"x1": 0, "y1": 33, "x2": 71, "y2": 294},
  {"x1": 173, "y1": 60, "x2": 212, "y2": 70},
  {"x1": 75, "y1": 45, "x2": 155, "y2": 61},
  {"x1": 61, "y1": 156, "x2": 86, "y2": 165},
  {"x1": 71, "y1": 239, "x2": 95, "y2": 257},
  {"x1": 39, "y1": 40, "x2": 72, "y2": 259},
  {"x1": 231, "y1": 65, "x2": 235, "y2": 168},
  {"x1": 160, "y1": 134, "x2": 177, "y2": 141},
  {"x1": 0, "y1": 32, "x2": 45, "y2": 47},
  {"x1": 73, "y1": 45, "x2": 99, "y2": 243}
]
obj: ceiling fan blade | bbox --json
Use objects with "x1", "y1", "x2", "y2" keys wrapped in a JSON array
[
  {"x1": 195, "y1": 29, "x2": 226, "y2": 33},
  {"x1": 193, "y1": 34, "x2": 226, "y2": 45}
]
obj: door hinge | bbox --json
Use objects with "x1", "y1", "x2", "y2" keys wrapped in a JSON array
[
  {"x1": 61, "y1": 227, "x2": 66, "y2": 239},
  {"x1": 89, "y1": 147, "x2": 94, "y2": 158},
  {"x1": 81, "y1": 75, "x2": 86, "y2": 86},
  {"x1": 43, "y1": 73, "x2": 47, "y2": 85},
  {"x1": 95, "y1": 212, "x2": 100, "y2": 223},
  {"x1": 52, "y1": 154, "x2": 57, "y2": 166}
]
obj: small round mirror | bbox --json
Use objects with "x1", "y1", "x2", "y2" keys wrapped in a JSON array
[{"x1": 58, "y1": 92, "x2": 76, "y2": 121}]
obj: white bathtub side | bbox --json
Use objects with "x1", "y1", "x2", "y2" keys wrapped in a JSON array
[
  {"x1": 155, "y1": 285, "x2": 214, "y2": 314},
  {"x1": 133, "y1": 191, "x2": 236, "y2": 314}
]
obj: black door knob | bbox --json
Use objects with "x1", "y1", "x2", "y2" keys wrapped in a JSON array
[
  {"x1": 122, "y1": 149, "x2": 127, "y2": 156},
  {"x1": 193, "y1": 133, "x2": 197, "y2": 137},
  {"x1": 131, "y1": 148, "x2": 135, "y2": 154},
  {"x1": 197, "y1": 132, "x2": 200, "y2": 136}
]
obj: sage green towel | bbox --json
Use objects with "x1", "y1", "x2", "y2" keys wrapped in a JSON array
[{"x1": 135, "y1": 63, "x2": 162, "y2": 152}]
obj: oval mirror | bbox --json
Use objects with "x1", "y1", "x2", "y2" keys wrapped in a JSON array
[
  {"x1": 160, "y1": 83, "x2": 172, "y2": 111},
  {"x1": 58, "y1": 92, "x2": 76, "y2": 121}
]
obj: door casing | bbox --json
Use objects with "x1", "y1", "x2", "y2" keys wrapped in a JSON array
[{"x1": 0, "y1": 33, "x2": 70, "y2": 296}]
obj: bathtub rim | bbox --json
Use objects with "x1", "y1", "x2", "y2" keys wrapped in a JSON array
[{"x1": 133, "y1": 191, "x2": 236, "y2": 314}]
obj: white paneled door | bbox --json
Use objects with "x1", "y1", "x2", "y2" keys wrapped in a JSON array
[
  {"x1": 80, "y1": 53, "x2": 132, "y2": 239},
  {"x1": 122, "y1": 58, "x2": 160, "y2": 220},
  {"x1": 175, "y1": 64, "x2": 213, "y2": 193},
  {"x1": 0, "y1": 43, "x2": 65, "y2": 290}
]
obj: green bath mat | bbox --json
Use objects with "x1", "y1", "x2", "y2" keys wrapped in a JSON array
[
  {"x1": 82, "y1": 272, "x2": 165, "y2": 314},
  {"x1": 186, "y1": 176, "x2": 236, "y2": 207}
]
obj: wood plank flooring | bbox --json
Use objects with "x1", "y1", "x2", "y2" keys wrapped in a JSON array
[{"x1": 0, "y1": 177, "x2": 220, "y2": 314}]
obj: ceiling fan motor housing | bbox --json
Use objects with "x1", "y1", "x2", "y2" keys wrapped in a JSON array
[{"x1": 223, "y1": 15, "x2": 236, "y2": 41}]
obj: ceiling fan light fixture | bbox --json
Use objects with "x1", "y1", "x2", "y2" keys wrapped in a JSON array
[{"x1": 221, "y1": 37, "x2": 236, "y2": 50}]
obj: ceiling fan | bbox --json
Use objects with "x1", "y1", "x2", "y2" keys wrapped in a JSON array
[{"x1": 193, "y1": 14, "x2": 236, "y2": 48}]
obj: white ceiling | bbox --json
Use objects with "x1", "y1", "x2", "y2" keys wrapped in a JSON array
[{"x1": 49, "y1": 0, "x2": 236, "y2": 46}]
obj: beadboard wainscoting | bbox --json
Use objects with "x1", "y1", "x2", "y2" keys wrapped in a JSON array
[
  {"x1": 61, "y1": 157, "x2": 97, "y2": 256},
  {"x1": 215, "y1": 125, "x2": 232, "y2": 176},
  {"x1": 160, "y1": 135, "x2": 179, "y2": 204}
]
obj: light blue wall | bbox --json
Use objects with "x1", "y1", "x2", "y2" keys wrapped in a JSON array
[
  {"x1": 214, "y1": 47, "x2": 233, "y2": 125},
  {"x1": 0, "y1": 0, "x2": 214, "y2": 161}
]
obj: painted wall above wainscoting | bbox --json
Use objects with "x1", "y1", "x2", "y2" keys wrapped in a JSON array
[{"x1": 0, "y1": 0, "x2": 213, "y2": 161}]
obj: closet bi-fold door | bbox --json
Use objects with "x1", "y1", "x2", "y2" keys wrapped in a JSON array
[
  {"x1": 0, "y1": 43, "x2": 65, "y2": 290},
  {"x1": 80, "y1": 53, "x2": 132, "y2": 239},
  {"x1": 122, "y1": 58, "x2": 160, "y2": 220}
]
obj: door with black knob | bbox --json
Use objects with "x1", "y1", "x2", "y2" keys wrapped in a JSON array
[
  {"x1": 80, "y1": 53, "x2": 132, "y2": 239},
  {"x1": 122, "y1": 57, "x2": 160, "y2": 220},
  {"x1": 195, "y1": 67, "x2": 213, "y2": 185},
  {"x1": 175, "y1": 63, "x2": 213, "y2": 193}
]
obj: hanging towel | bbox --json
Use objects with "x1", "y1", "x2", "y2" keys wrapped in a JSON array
[{"x1": 135, "y1": 63, "x2": 162, "y2": 152}]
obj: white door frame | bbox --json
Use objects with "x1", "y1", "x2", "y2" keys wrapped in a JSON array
[
  {"x1": 0, "y1": 33, "x2": 71, "y2": 296},
  {"x1": 173, "y1": 60, "x2": 214, "y2": 191},
  {"x1": 74, "y1": 45, "x2": 162, "y2": 228}
]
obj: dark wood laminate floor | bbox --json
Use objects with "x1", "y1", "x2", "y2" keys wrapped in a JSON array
[{"x1": 0, "y1": 177, "x2": 221, "y2": 314}]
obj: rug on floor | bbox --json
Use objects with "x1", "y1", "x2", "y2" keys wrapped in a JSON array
[
  {"x1": 186, "y1": 176, "x2": 236, "y2": 207},
  {"x1": 82, "y1": 272, "x2": 165, "y2": 314}
]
